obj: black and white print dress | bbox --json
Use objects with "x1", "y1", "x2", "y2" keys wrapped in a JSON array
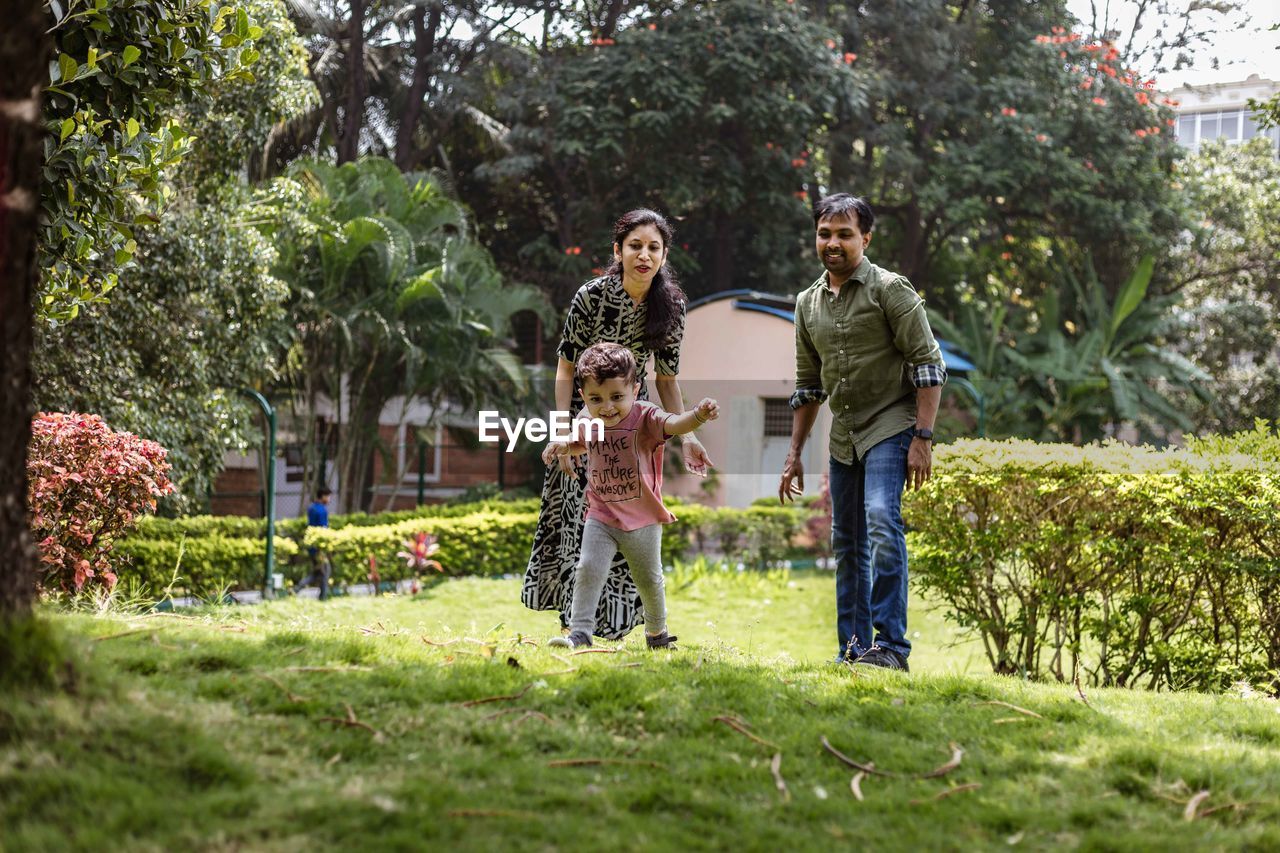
[{"x1": 521, "y1": 274, "x2": 685, "y2": 639}]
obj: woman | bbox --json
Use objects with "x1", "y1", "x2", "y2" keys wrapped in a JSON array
[{"x1": 521, "y1": 209, "x2": 713, "y2": 640}]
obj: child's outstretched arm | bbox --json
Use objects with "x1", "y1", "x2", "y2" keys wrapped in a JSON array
[{"x1": 664, "y1": 398, "x2": 719, "y2": 437}]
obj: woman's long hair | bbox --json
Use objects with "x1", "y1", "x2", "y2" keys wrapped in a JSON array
[{"x1": 604, "y1": 208, "x2": 686, "y2": 352}]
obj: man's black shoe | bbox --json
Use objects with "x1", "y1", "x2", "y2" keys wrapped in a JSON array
[{"x1": 854, "y1": 646, "x2": 910, "y2": 672}]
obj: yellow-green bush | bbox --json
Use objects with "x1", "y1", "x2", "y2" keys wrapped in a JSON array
[
  {"x1": 114, "y1": 535, "x2": 299, "y2": 597},
  {"x1": 305, "y1": 512, "x2": 541, "y2": 585},
  {"x1": 903, "y1": 433, "x2": 1280, "y2": 692}
]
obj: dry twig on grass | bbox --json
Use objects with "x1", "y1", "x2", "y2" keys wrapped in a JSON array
[
  {"x1": 612, "y1": 662, "x2": 643, "y2": 669},
  {"x1": 1184, "y1": 790, "x2": 1211, "y2": 821},
  {"x1": 974, "y1": 700, "x2": 1044, "y2": 719},
  {"x1": 850, "y1": 767, "x2": 871, "y2": 801},
  {"x1": 569, "y1": 647, "x2": 619, "y2": 656},
  {"x1": 460, "y1": 683, "x2": 533, "y2": 707},
  {"x1": 255, "y1": 672, "x2": 306, "y2": 703},
  {"x1": 92, "y1": 628, "x2": 150, "y2": 643},
  {"x1": 820, "y1": 735, "x2": 900, "y2": 778},
  {"x1": 911, "y1": 782, "x2": 981, "y2": 805},
  {"x1": 280, "y1": 665, "x2": 374, "y2": 673},
  {"x1": 547, "y1": 758, "x2": 666, "y2": 769},
  {"x1": 770, "y1": 753, "x2": 790, "y2": 802},
  {"x1": 1198, "y1": 800, "x2": 1261, "y2": 818},
  {"x1": 1074, "y1": 673, "x2": 1096, "y2": 710},
  {"x1": 514, "y1": 711, "x2": 553, "y2": 726},
  {"x1": 448, "y1": 809, "x2": 539, "y2": 819},
  {"x1": 549, "y1": 653, "x2": 574, "y2": 666},
  {"x1": 993, "y1": 717, "x2": 1030, "y2": 725},
  {"x1": 921, "y1": 743, "x2": 964, "y2": 779},
  {"x1": 714, "y1": 715, "x2": 780, "y2": 751},
  {"x1": 318, "y1": 703, "x2": 383, "y2": 739},
  {"x1": 421, "y1": 637, "x2": 460, "y2": 647}
]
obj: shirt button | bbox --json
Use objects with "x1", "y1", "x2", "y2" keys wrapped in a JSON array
[{"x1": 839, "y1": 349, "x2": 844, "y2": 354}]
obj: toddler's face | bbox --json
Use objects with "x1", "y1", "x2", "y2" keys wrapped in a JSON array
[{"x1": 580, "y1": 376, "x2": 639, "y2": 427}]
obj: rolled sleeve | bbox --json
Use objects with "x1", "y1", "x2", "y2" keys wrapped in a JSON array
[
  {"x1": 789, "y1": 388, "x2": 829, "y2": 409},
  {"x1": 912, "y1": 362, "x2": 948, "y2": 388}
]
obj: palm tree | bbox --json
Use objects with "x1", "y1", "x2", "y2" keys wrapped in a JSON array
[{"x1": 271, "y1": 156, "x2": 551, "y2": 510}]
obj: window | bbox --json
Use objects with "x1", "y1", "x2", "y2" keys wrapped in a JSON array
[
  {"x1": 1178, "y1": 115, "x2": 1196, "y2": 142},
  {"x1": 763, "y1": 398, "x2": 793, "y2": 437},
  {"x1": 1199, "y1": 113, "x2": 1219, "y2": 141},
  {"x1": 403, "y1": 424, "x2": 440, "y2": 481},
  {"x1": 1243, "y1": 112, "x2": 1262, "y2": 140},
  {"x1": 1219, "y1": 110, "x2": 1240, "y2": 141}
]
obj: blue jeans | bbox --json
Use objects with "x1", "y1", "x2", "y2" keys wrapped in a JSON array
[{"x1": 830, "y1": 429, "x2": 913, "y2": 660}]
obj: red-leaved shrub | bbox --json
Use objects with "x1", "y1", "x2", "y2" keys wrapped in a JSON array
[{"x1": 28, "y1": 412, "x2": 175, "y2": 593}]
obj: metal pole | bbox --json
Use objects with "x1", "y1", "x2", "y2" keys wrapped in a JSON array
[
  {"x1": 239, "y1": 389, "x2": 276, "y2": 598},
  {"x1": 417, "y1": 441, "x2": 426, "y2": 506}
]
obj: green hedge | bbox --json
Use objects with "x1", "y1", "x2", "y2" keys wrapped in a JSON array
[
  {"x1": 115, "y1": 498, "x2": 814, "y2": 597},
  {"x1": 903, "y1": 426, "x2": 1280, "y2": 693},
  {"x1": 114, "y1": 535, "x2": 300, "y2": 596}
]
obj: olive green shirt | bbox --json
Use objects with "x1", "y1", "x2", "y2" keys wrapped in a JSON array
[{"x1": 793, "y1": 257, "x2": 946, "y2": 464}]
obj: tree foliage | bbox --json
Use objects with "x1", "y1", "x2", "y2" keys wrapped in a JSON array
[
  {"x1": 264, "y1": 156, "x2": 552, "y2": 511},
  {"x1": 39, "y1": 0, "x2": 264, "y2": 322}
]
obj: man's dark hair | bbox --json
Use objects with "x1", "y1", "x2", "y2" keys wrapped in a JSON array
[
  {"x1": 316, "y1": 486, "x2": 332, "y2": 499},
  {"x1": 576, "y1": 342, "x2": 637, "y2": 387},
  {"x1": 813, "y1": 193, "x2": 875, "y2": 234}
]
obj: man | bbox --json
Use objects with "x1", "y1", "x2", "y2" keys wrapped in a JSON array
[
  {"x1": 779, "y1": 194, "x2": 945, "y2": 672},
  {"x1": 297, "y1": 486, "x2": 333, "y2": 600}
]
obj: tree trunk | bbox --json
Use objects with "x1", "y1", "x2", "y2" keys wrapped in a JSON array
[
  {"x1": 0, "y1": 0, "x2": 51, "y2": 618},
  {"x1": 337, "y1": 0, "x2": 367, "y2": 164},
  {"x1": 394, "y1": 2, "x2": 442, "y2": 171}
]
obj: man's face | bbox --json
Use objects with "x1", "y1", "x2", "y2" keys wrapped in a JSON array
[
  {"x1": 816, "y1": 212, "x2": 871, "y2": 280},
  {"x1": 580, "y1": 376, "x2": 639, "y2": 427}
]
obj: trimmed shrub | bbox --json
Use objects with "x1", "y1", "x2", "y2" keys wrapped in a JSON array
[
  {"x1": 903, "y1": 434, "x2": 1280, "y2": 692},
  {"x1": 114, "y1": 535, "x2": 300, "y2": 597},
  {"x1": 29, "y1": 412, "x2": 174, "y2": 593}
]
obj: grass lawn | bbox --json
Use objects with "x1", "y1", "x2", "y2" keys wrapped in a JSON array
[{"x1": 4, "y1": 569, "x2": 1280, "y2": 851}]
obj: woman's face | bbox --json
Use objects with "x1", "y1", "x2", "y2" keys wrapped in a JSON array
[{"x1": 614, "y1": 224, "x2": 667, "y2": 288}]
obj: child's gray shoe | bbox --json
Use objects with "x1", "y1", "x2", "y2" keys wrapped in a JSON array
[{"x1": 547, "y1": 630, "x2": 592, "y2": 649}]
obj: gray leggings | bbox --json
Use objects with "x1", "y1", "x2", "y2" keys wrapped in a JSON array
[{"x1": 570, "y1": 519, "x2": 666, "y2": 637}]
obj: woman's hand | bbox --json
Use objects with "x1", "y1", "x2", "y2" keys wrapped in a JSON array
[{"x1": 681, "y1": 434, "x2": 713, "y2": 477}]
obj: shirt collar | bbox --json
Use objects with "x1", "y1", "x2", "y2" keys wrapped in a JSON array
[{"x1": 820, "y1": 257, "x2": 872, "y2": 291}]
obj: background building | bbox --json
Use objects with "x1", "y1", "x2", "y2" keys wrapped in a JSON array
[{"x1": 1167, "y1": 74, "x2": 1279, "y2": 153}]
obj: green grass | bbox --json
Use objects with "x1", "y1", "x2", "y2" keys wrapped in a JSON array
[{"x1": 4, "y1": 570, "x2": 1280, "y2": 851}]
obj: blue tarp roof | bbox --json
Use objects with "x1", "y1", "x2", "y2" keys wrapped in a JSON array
[{"x1": 707, "y1": 293, "x2": 976, "y2": 373}]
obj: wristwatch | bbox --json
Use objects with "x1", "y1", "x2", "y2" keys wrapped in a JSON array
[{"x1": 911, "y1": 427, "x2": 934, "y2": 442}]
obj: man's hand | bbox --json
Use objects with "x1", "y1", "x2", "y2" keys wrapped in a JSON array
[
  {"x1": 907, "y1": 438, "x2": 933, "y2": 491},
  {"x1": 778, "y1": 450, "x2": 805, "y2": 503}
]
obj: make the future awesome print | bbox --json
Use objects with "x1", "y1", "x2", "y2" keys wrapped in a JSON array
[
  {"x1": 589, "y1": 432, "x2": 642, "y2": 501},
  {"x1": 583, "y1": 401, "x2": 677, "y2": 532}
]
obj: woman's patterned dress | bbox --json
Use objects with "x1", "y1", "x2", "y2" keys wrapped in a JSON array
[{"x1": 521, "y1": 274, "x2": 685, "y2": 639}]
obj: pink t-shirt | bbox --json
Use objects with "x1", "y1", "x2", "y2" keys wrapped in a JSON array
[{"x1": 582, "y1": 401, "x2": 677, "y2": 531}]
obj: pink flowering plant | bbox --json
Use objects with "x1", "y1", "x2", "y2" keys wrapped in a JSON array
[
  {"x1": 28, "y1": 412, "x2": 175, "y2": 594},
  {"x1": 398, "y1": 531, "x2": 444, "y2": 575}
]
